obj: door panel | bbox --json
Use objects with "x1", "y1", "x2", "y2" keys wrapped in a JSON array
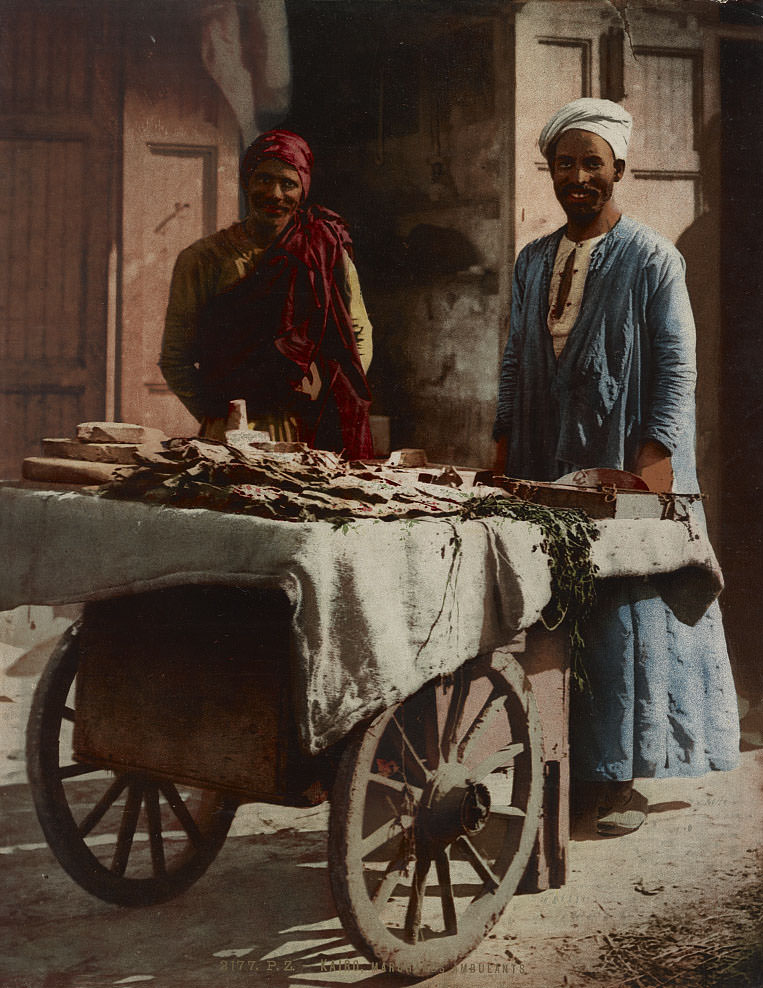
[
  {"x1": 514, "y1": 1, "x2": 706, "y2": 249},
  {"x1": 0, "y1": 2, "x2": 119, "y2": 479},
  {"x1": 119, "y1": 15, "x2": 240, "y2": 436},
  {"x1": 125, "y1": 144, "x2": 217, "y2": 433},
  {"x1": 618, "y1": 46, "x2": 703, "y2": 237},
  {"x1": 625, "y1": 49, "x2": 702, "y2": 168},
  {"x1": 514, "y1": 3, "x2": 604, "y2": 250}
]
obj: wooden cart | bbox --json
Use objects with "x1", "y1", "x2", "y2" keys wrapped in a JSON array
[
  {"x1": 25, "y1": 581, "x2": 567, "y2": 979},
  {"x1": 16, "y1": 466, "x2": 710, "y2": 979}
]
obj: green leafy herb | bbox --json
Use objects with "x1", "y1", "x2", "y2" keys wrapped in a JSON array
[{"x1": 458, "y1": 493, "x2": 600, "y2": 691}]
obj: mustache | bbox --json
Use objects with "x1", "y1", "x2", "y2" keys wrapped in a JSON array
[{"x1": 561, "y1": 184, "x2": 596, "y2": 195}]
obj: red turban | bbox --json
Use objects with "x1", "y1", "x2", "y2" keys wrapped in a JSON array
[{"x1": 239, "y1": 129, "x2": 314, "y2": 199}]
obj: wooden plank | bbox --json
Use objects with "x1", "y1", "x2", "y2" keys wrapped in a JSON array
[
  {"x1": 13, "y1": 3, "x2": 34, "y2": 111},
  {"x1": 76, "y1": 422, "x2": 167, "y2": 443},
  {"x1": 1, "y1": 392, "x2": 85, "y2": 482},
  {"x1": 0, "y1": 141, "x2": 10, "y2": 363},
  {"x1": 1, "y1": 359, "x2": 87, "y2": 390},
  {"x1": 7, "y1": 141, "x2": 31, "y2": 360},
  {"x1": 482, "y1": 475, "x2": 685, "y2": 520},
  {"x1": 27, "y1": 138, "x2": 48, "y2": 364},
  {"x1": 510, "y1": 626, "x2": 570, "y2": 893},
  {"x1": 22, "y1": 456, "x2": 124, "y2": 484},
  {"x1": 61, "y1": 139, "x2": 87, "y2": 361},
  {"x1": 41, "y1": 438, "x2": 141, "y2": 464}
]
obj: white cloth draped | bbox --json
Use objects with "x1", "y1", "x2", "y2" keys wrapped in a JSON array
[{"x1": 0, "y1": 487, "x2": 723, "y2": 753}]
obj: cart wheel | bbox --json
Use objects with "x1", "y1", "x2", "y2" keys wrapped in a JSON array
[
  {"x1": 328, "y1": 651, "x2": 542, "y2": 977},
  {"x1": 26, "y1": 621, "x2": 238, "y2": 906}
]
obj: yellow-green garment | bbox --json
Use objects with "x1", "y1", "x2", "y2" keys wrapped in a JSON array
[{"x1": 160, "y1": 219, "x2": 373, "y2": 442}]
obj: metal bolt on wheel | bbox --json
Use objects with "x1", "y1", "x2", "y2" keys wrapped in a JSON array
[
  {"x1": 26, "y1": 621, "x2": 238, "y2": 907},
  {"x1": 328, "y1": 651, "x2": 543, "y2": 978}
]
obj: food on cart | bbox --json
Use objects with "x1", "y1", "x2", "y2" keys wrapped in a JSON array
[
  {"x1": 22, "y1": 457, "x2": 126, "y2": 486},
  {"x1": 75, "y1": 422, "x2": 168, "y2": 445},
  {"x1": 385, "y1": 448, "x2": 428, "y2": 468},
  {"x1": 22, "y1": 421, "x2": 169, "y2": 486},
  {"x1": 41, "y1": 438, "x2": 144, "y2": 465},
  {"x1": 96, "y1": 433, "x2": 476, "y2": 521}
]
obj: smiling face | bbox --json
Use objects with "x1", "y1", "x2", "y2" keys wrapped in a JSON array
[
  {"x1": 245, "y1": 159, "x2": 302, "y2": 245},
  {"x1": 550, "y1": 129, "x2": 625, "y2": 236}
]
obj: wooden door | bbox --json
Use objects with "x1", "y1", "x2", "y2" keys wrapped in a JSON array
[
  {"x1": 118, "y1": 9, "x2": 241, "y2": 436},
  {"x1": 514, "y1": 1, "x2": 708, "y2": 247},
  {"x1": 0, "y1": 1, "x2": 120, "y2": 478}
]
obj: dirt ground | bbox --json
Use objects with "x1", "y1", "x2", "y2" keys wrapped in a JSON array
[{"x1": 1, "y1": 633, "x2": 762, "y2": 988}]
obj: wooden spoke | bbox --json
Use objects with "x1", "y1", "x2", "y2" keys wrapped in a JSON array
[
  {"x1": 372, "y1": 859, "x2": 408, "y2": 909},
  {"x1": 455, "y1": 836, "x2": 500, "y2": 893},
  {"x1": 434, "y1": 849, "x2": 458, "y2": 935},
  {"x1": 489, "y1": 804, "x2": 525, "y2": 819},
  {"x1": 404, "y1": 851, "x2": 431, "y2": 944},
  {"x1": 111, "y1": 780, "x2": 143, "y2": 876},
  {"x1": 159, "y1": 782, "x2": 203, "y2": 847},
  {"x1": 469, "y1": 742, "x2": 524, "y2": 783},
  {"x1": 77, "y1": 776, "x2": 130, "y2": 837},
  {"x1": 361, "y1": 815, "x2": 414, "y2": 860},
  {"x1": 457, "y1": 691, "x2": 505, "y2": 762},
  {"x1": 419, "y1": 683, "x2": 441, "y2": 773},
  {"x1": 390, "y1": 714, "x2": 431, "y2": 781},
  {"x1": 144, "y1": 785, "x2": 167, "y2": 878},
  {"x1": 440, "y1": 669, "x2": 467, "y2": 762},
  {"x1": 369, "y1": 774, "x2": 423, "y2": 800}
]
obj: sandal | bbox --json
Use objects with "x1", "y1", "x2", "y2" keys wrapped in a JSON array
[{"x1": 596, "y1": 787, "x2": 648, "y2": 835}]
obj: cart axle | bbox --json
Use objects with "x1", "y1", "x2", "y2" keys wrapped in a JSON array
[{"x1": 419, "y1": 774, "x2": 492, "y2": 848}]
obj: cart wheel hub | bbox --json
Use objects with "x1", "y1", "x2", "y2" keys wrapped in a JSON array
[
  {"x1": 461, "y1": 782, "x2": 491, "y2": 835},
  {"x1": 421, "y1": 779, "x2": 492, "y2": 846}
]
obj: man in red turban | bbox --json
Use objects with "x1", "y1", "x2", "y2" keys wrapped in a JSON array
[{"x1": 160, "y1": 129, "x2": 374, "y2": 459}]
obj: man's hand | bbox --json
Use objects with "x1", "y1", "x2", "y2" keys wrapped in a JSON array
[
  {"x1": 635, "y1": 440, "x2": 674, "y2": 492},
  {"x1": 297, "y1": 361, "x2": 322, "y2": 401},
  {"x1": 493, "y1": 435, "x2": 508, "y2": 476}
]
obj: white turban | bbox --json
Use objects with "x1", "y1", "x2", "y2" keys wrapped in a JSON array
[{"x1": 539, "y1": 97, "x2": 633, "y2": 162}]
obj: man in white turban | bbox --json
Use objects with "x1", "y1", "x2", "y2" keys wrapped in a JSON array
[{"x1": 493, "y1": 98, "x2": 739, "y2": 835}]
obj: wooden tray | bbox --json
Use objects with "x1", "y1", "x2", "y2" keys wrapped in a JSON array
[{"x1": 473, "y1": 472, "x2": 699, "y2": 520}]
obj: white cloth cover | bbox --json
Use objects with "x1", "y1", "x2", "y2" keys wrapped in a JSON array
[{"x1": 0, "y1": 487, "x2": 722, "y2": 753}]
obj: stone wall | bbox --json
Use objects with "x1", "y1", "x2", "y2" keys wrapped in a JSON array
[{"x1": 331, "y1": 11, "x2": 513, "y2": 469}]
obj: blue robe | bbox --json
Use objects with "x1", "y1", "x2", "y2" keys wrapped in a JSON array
[{"x1": 494, "y1": 216, "x2": 739, "y2": 781}]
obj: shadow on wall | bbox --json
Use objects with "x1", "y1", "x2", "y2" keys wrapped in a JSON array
[
  {"x1": 344, "y1": 220, "x2": 490, "y2": 454},
  {"x1": 675, "y1": 115, "x2": 721, "y2": 544},
  {"x1": 676, "y1": 105, "x2": 763, "y2": 703},
  {"x1": 399, "y1": 224, "x2": 483, "y2": 280},
  {"x1": 675, "y1": 115, "x2": 720, "y2": 349}
]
